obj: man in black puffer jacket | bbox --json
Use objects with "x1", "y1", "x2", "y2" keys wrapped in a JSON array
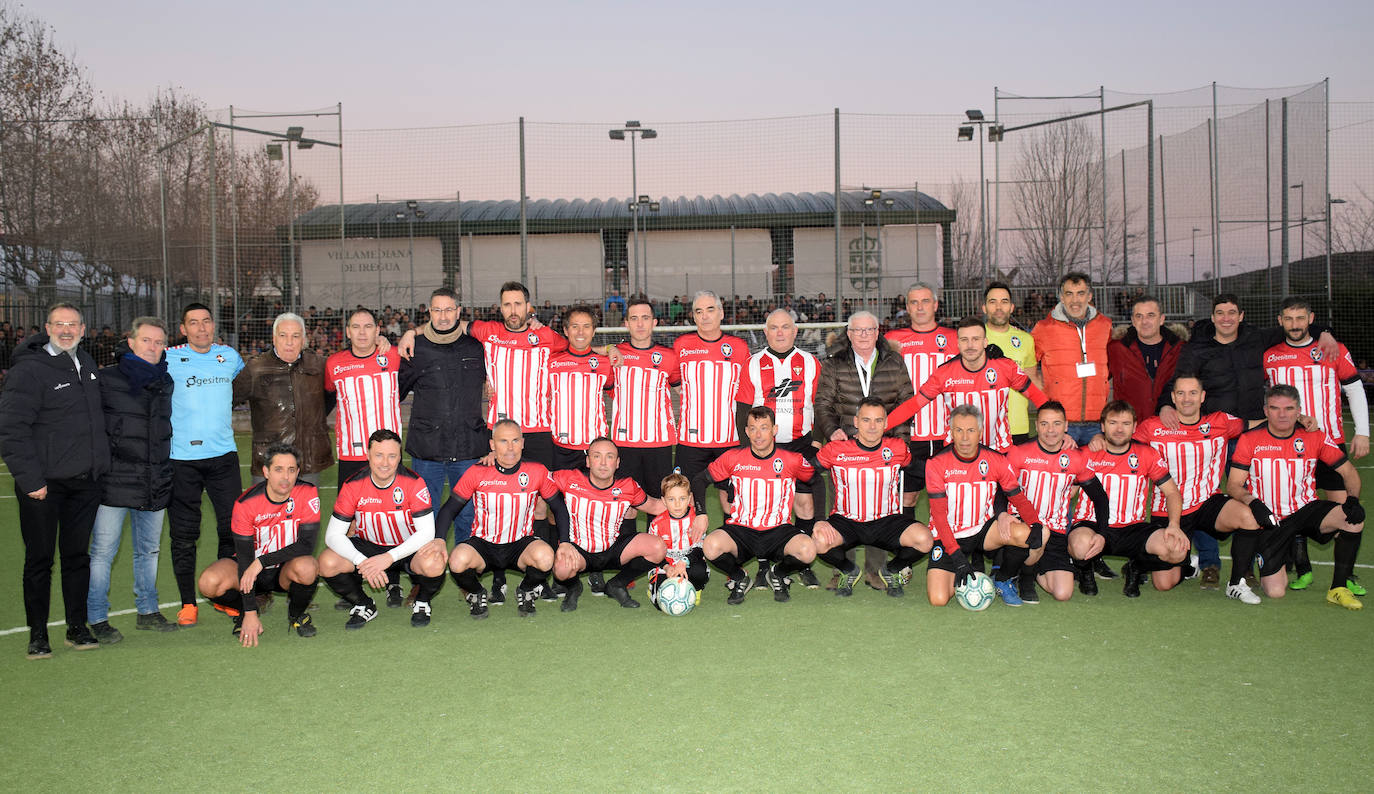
[
  {"x1": 87, "y1": 317, "x2": 179, "y2": 644},
  {"x1": 0, "y1": 303, "x2": 109, "y2": 659}
]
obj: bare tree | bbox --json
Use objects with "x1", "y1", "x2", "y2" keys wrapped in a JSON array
[{"x1": 1329, "y1": 185, "x2": 1374, "y2": 253}]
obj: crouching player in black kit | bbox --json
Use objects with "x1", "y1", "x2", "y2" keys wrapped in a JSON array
[
  {"x1": 437, "y1": 420, "x2": 569, "y2": 619},
  {"x1": 811, "y1": 398, "x2": 934, "y2": 597},
  {"x1": 319, "y1": 430, "x2": 448, "y2": 629},
  {"x1": 646, "y1": 473, "x2": 710, "y2": 609},
  {"x1": 548, "y1": 438, "x2": 668, "y2": 611},
  {"x1": 198, "y1": 443, "x2": 321, "y2": 646}
]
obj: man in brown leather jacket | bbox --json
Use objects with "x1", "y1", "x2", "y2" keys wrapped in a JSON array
[{"x1": 233, "y1": 312, "x2": 334, "y2": 484}]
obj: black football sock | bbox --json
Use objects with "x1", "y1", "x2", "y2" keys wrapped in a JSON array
[
  {"x1": 1018, "y1": 565, "x2": 1038, "y2": 589},
  {"x1": 451, "y1": 569, "x2": 483, "y2": 594},
  {"x1": 819, "y1": 547, "x2": 854, "y2": 571},
  {"x1": 773, "y1": 555, "x2": 807, "y2": 578},
  {"x1": 413, "y1": 574, "x2": 443, "y2": 602},
  {"x1": 687, "y1": 560, "x2": 710, "y2": 590},
  {"x1": 711, "y1": 552, "x2": 746, "y2": 581},
  {"x1": 520, "y1": 567, "x2": 548, "y2": 593},
  {"x1": 287, "y1": 580, "x2": 316, "y2": 618},
  {"x1": 555, "y1": 575, "x2": 580, "y2": 589},
  {"x1": 324, "y1": 572, "x2": 370, "y2": 606},
  {"x1": 901, "y1": 505, "x2": 917, "y2": 522},
  {"x1": 996, "y1": 546, "x2": 1028, "y2": 582},
  {"x1": 796, "y1": 516, "x2": 816, "y2": 535},
  {"x1": 607, "y1": 557, "x2": 655, "y2": 589},
  {"x1": 888, "y1": 545, "x2": 925, "y2": 572},
  {"x1": 208, "y1": 591, "x2": 244, "y2": 611},
  {"x1": 386, "y1": 568, "x2": 400, "y2": 588},
  {"x1": 1228, "y1": 532, "x2": 1258, "y2": 586},
  {"x1": 1332, "y1": 531, "x2": 1363, "y2": 590},
  {"x1": 620, "y1": 516, "x2": 639, "y2": 536}
]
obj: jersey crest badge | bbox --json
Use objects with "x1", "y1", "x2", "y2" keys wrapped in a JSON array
[
  {"x1": 392, "y1": 486, "x2": 405, "y2": 505},
  {"x1": 285, "y1": 498, "x2": 295, "y2": 515},
  {"x1": 1059, "y1": 453, "x2": 1070, "y2": 469},
  {"x1": 1293, "y1": 437, "x2": 1306, "y2": 455},
  {"x1": 936, "y1": 334, "x2": 947, "y2": 347},
  {"x1": 518, "y1": 471, "x2": 530, "y2": 489},
  {"x1": 1127, "y1": 453, "x2": 1139, "y2": 470},
  {"x1": 1199, "y1": 422, "x2": 1211, "y2": 435},
  {"x1": 527, "y1": 333, "x2": 540, "y2": 345},
  {"x1": 376, "y1": 354, "x2": 388, "y2": 368},
  {"x1": 721, "y1": 343, "x2": 734, "y2": 357},
  {"x1": 589, "y1": 357, "x2": 599, "y2": 370},
  {"x1": 650, "y1": 351, "x2": 662, "y2": 366},
  {"x1": 978, "y1": 459, "x2": 989, "y2": 477},
  {"x1": 881, "y1": 447, "x2": 893, "y2": 462},
  {"x1": 772, "y1": 458, "x2": 785, "y2": 474},
  {"x1": 1309, "y1": 347, "x2": 1323, "y2": 362},
  {"x1": 309, "y1": 496, "x2": 320, "y2": 514},
  {"x1": 1010, "y1": 336, "x2": 1022, "y2": 348},
  {"x1": 931, "y1": 545, "x2": 944, "y2": 561},
  {"x1": 215, "y1": 354, "x2": 226, "y2": 363},
  {"x1": 611, "y1": 487, "x2": 622, "y2": 497},
  {"x1": 985, "y1": 368, "x2": 998, "y2": 385}
]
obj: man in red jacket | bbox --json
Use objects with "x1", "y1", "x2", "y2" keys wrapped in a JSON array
[{"x1": 1107, "y1": 294, "x2": 1184, "y2": 421}]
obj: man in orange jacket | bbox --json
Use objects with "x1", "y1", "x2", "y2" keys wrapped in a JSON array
[{"x1": 1032, "y1": 272, "x2": 1113, "y2": 447}]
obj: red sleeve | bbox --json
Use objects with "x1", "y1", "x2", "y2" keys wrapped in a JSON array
[
  {"x1": 323, "y1": 356, "x2": 338, "y2": 392},
  {"x1": 331, "y1": 479, "x2": 358, "y2": 521},
  {"x1": 542, "y1": 328, "x2": 569, "y2": 354},
  {"x1": 997, "y1": 458, "x2": 1041, "y2": 525},
  {"x1": 707, "y1": 450, "x2": 733, "y2": 482},
  {"x1": 299, "y1": 485, "x2": 322, "y2": 523},
  {"x1": 1337, "y1": 345, "x2": 1360, "y2": 383},
  {"x1": 625, "y1": 479, "x2": 648, "y2": 507},
  {"x1": 892, "y1": 440, "x2": 912, "y2": 467},
  {"x1": 918, "y1": 371, "x2": 944, "y2": 401},
  {"x1": 1230, "y1": 433, "x2": 1254, "y2": 469},
  {"x1": 731, "y1": 341, "x2": 753, "y2": 404},
  {"x1": 665, "y1": 349, "x2": 682, "y2": 386},
  {"x1": 924, "y1": 464, "x2": 959, "y2": 551},
  {"x1": 408, "y1": 478, "x2": 434, "y2": 517},
  {"x1": 454, "y1": 465, "x2": 483, "y2": 499},
  {"x1": 1146, "y1": 448, "x2": 1172, "y2": 486},
  {"x1": 815, "y1": 442, "x2": 837, "y2": 470},
  {"x1": 795, "y1": 455, "x2": 815, "y2": 483},
  {"x1": 1007, "y1": 359, "x2": 1029, "y2": 391},
  {"x1": 231, "y1": 499, "x2": 253, "y2": 537},
  {"x1": 469, "y1": 320, "x2": 495, "y2": 339},
  {"x1": 885, "y1": 393, "x2": 926, "y2": 431},
  {"x1": 1318, "y1": 433, "x2": 1348, "y2": 467},
  {"x1": 1223, "y1": 414, "x2": 1247, "y2": 440},
  {"x1": 536, "y1": 466, "x2": 561, "y2": 500},
  {"x1": 549, "y1": 469, "x2": 572, "y2": 493}
]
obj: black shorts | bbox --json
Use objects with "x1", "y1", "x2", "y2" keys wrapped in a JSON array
[
  {"x1": 249, "y1": 563, "x2": 288, "y2": 595},
  {"x1": 1011, "y1": 433, "x2": 1031, "y2": 446},
  {"x1": 616, "y1": 445, "x2": 675, "y2": 498},
  {"x1": 1035, "y1": 531, "x2": 1075, "y2": 573},
  {"x1": 1174, "y1": 493, "x2": 1235, "y2": 541},
  {"x1": 826, "y1": 513, "x2": 916, "y2": 553},
  {"x1": 460, "y1": 535, "x2": 541, "y2": 573},
  {"x1": 674, "y1": 443, "x2": 733, "y2": 483},
  {"x1": 551, "y1": 443, "x2": 587, "y2": 472},
  {"x1": 1315, "y1": 444, "x2": 1348, "y2": 492},
  {"x1": 1256, "y1": 500, "x2": 1342, "y2": 577},
  {"x1": 716, "y1": 523, "x2": 804, "y2": 564},
  {"x1": 1072, "y1": 520, "x2": 1156, "y2": 560},
  {"x1": 521, "y1": 431, "x2": 555, "y2": 469},
  {"x1": 928, "y1": 518, "x2": 995, "y2": 572},
  {"x1": 351, "y1": 537, "x2": 421, "y2": 575},
  {"x1": 336, "y1": 459, "x2": 368, "y2": 491},
  {"x1": 778, "y1": 436, "x2": 820, "y2": 495},
  {"x1": 904, "y1": 439, "x2": 946, "y2": 492},
  {"x1": 658, "y1": 547, "x2": 710, "y2": 590},
  {"x1": 570, "y1": 531, "x2": 637, "y2": 573}
]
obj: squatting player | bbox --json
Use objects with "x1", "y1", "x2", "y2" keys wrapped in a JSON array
[
  {"x1": 197, "y1": 443, "x2": 321, "y2": 646},
  {"x1": 811, "y1": 398, "x2": 934, "y2": 598},
  {"x1": 319, "y1": 430, "x2": 448, "y2": 629}
]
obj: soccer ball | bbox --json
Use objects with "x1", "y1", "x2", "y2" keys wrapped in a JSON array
[
  {"x1": 955, "y1": 571, "x2": 996, "y2": 612},
  {"x1": 655, "y1": 577, "x2": 697, "y2": 616}
]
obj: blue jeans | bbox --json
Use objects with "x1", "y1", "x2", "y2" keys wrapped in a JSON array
[
  {"x1": 1066, "y1": 422, "x2": 1101, "y2": 447},
  {"x1": 88, "y1": 505, "x2": 165, "y2": 623},
  {"x1": 412, "y1": 458, "x2": 477, "y2": 542}
]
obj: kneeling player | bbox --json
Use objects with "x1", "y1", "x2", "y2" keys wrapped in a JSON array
[
  {"x1": 437, "y1": 420, "x2": 568, "y2": 618},
  {"x1": 694, "y1": 406, "x2": 818, "y2": 604},
  {"x1": 198, "y1": 444, "x2": 321, "y2": 646},
  {"x1": 1228, "y1": 385, "x2": 1365, "y2": 609},
  {"x1": 319, "y1": 430, "x2": 448, "y2": 629},
  {"x1": 812, "y1": 398, "x2": 933, "y2": 598},
  {"x1": 646, "y1": 473, "x2": 710, "y2": 608},
  {"x1": 549, "y1": 438, "x2": 668, "y2": 611},
  {"x1": 1067, "y1": 401, "x2": 1189, "y2": 597},
  {"x1": 924, "y1": 404, "x2": 1046, "y2": 607}
]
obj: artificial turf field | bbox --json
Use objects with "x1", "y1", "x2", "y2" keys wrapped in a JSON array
[{"x1": 1, "y1": 432, "x2": 1370, "y2": 792}]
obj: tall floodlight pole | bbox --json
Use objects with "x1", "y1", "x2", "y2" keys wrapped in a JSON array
[
  {"x1": 958, "y1": 111, "x2": 1001, "y2": 284},
  {"x1": 1290, "y1": 183, "x2": 1305, "y2": 262},
  {"x1": 609, "y1": 121, "x2": 657, "y2": 297}
]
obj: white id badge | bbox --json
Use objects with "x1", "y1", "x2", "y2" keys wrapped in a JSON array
[{"x1": 1076, "y1": 362, "x2": 1096, "y2": 377}]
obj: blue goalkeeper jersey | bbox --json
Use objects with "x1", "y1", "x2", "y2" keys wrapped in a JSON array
[{"x1": 167, "y1": 343, "x2": 244, "y2": 460}]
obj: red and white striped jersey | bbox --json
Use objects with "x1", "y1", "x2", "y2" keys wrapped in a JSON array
[
  {"x1": 1136, "y1": 412, "x2": 1246, "y2": 516},
  {"x1": 610, "y1": 343, "x2": 680, "y2": 448},
  {"x1": 547, "y1": 349, "x2": 611, "y2": 450},
  {"x1": 1073, "y1": 443, "x2": 1172, "y2": 528},
  {"x1": 232, "y1": 482, "x2": 321, "y2": 558},
  {"x1": 551, "y1": 469, "x2": 646, "y2": 553},
  {"x1": 707, "y1": 446, "x2": 815, "y2": 530},
  {"x1": 453, "y1": 461, "x2": 561, "y2": 544},
  {"x1": 649, "y1": 509, "x2": 697, "y2": 553},
  {"x1": 916, "y1": 356, "x2": 1044, "y2": 452},
  {"x1": 1263, "y1": 339, "x2": 1360, "y2": 443},
  {"x1": 926, "y1": 446, "x2": 1037, "y2": 551},
  {"x1": 325, "y1": 349, "x2": 401, "y2": 461},
  {"x1": 1231, "y1": 425, "x2": 1347, "y2": 520},
  {"x1": 747, "y1": 346, "x2": 821, "y2": 443},
  {"x1": 469, "y1": 320, "x2": 568, "y2": 432},
  {"x1": 675, "y1": 332, "x2": 751, "y2": 448},
  {"x1": 885, "y1": 326, "x2": 958, "y2": 441},
  {"x1": 1006, "y1": 441, "x2": 1093, "y2": 534},
  {"x1": 332, "y1": 466, "x2": 433, "y2": 547},
  {"x1": 815, "y1": 437, "x2": 910, "y2": 522}
]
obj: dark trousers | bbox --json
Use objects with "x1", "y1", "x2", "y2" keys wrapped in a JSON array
[
  {"x1": 168, "y1": 452, "x2": 242, "y2": 605},
  {"x1": 17, "y1": 476, "x2": 102, "y2": 634}
]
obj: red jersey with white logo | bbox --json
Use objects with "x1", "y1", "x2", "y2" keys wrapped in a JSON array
[
  {"x1": 650, "y1": 509, "x2": 697, "y2": 554},
  {"x1": 469, "y1": 320, "x2": 568, "y2": 432},
  {"x1": 674, "y1": 332, "x2": 751, "y2": 448},
  {"x1": 925, "y1": 446, "x2": 1040, "y2": 551},
  {"x1": 332, "y1": 466, "x2": 434, "y2": 546},
  {"x1": 1263, "y1": 339, "x2": 1360, "y2": 443},
  {"x1": 815, "y1": 437, "x2": 911, "y2": 522},
  {"x1": 551, "y1": 469, "x2": 646, "y2": 553},
  {"x1": 1006, "y1": 441, "x2": 1093, "y2": 534},
  {"x1": 1231, "y1": 424, "x2": 1347, "y2": 520},
  {"x1": 707, "y1": 446, "x2": 815, "y2": 530},
  {"x1": 747, "y1": 347, "x2": 820, "y2": 443},
  {"x1": 611, "y1": 343, "x2": 680, "y2": 448},
  {"x1": 232, "y1": 482, "x2": 321, "y2": 558},
  {"x1": 547, "y1": 349, "x2": 611, "y2": 450},
  {"x1": 915, "y1": 356, "x2": 1044, "y2": 452},
  {"x1": 325, "y1": 348, "x2": 402, "y2": 461},
  {"x1": 886, "y1": 326, "x2": 958, "y2": 441},
  {"x1": 1072, "y1": 443, "x2": 1172, "y2": 528},
  {"x1": 453, "y1": 461, "x2": 561, "y2": 544},
  {"x1": 1136, "y1": 412, "x2": 1246, "y2": 516}
]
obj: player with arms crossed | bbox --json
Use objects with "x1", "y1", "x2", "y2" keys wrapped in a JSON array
[
  {"x1": 548, "y1": 438, "x2": 668, "y2": 611},
  {"x1": 319, "y1": 430, "x2": 448, "y2": 629},
  {"x1": 437, "y1": 420, "x2": 569, "y2": 619},
  {"x1": 811, "y1": 398, "x2": 934, "y2": 598},
  {"x1": 924, "y1": 404, "x2": 1046, "y2": 607},
  {"x1": 1227, "y1": 384, "x2": 1365, "y2": 610},
  {"x1": 1067, "y1": 401, "x2": 1189, "y2": 598},
  {"x1": 197, "y1": 444, "x2": 321, "y2": 646},
  {"x1": 692, "y1": 406, "x2": 818, "y2": 604}
]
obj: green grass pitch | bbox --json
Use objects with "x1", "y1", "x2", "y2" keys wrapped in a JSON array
[{"x1": 0, "y1": 432, "x2": 1369, "y2": 791}]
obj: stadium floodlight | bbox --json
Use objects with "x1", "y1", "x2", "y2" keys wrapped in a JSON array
[
  {"x1": 395, "y1": 212, "x2": 406, "y2": 220},
  {"x1": 957, "y1": 126, "x2": 974, "y2": 141},
  {"x1": 609, "y1": 122, "x2": 660, "y2": 296},
  {"x1": 648, "y1": 202, "x2": 661, "y2": 212},
  {"x1": 414, "y1": 209, "x2": 426, "y2": 219},
  {"x1": 958, "y1": 111, "x2": 996, "y2": 280},
  {"x1": 988, "y1": 125, "x2": 1005, "y2": 143},
  {"x1": 286, "y1": 126, "x2": 304, "y2": 141},
  {"x1": 266, "y1": 143, "x2": 283, "y2": 161},
  {"x1": 625, "y1": 120, "x2": 642, "y2": 128},
  {"x1": 641, "y1": 129, "x2": 657, "y2": 140},
  {"x1": 608, "y1": 129, "x2": 626, "y2": 140},
  {"x1": 407, "y1": 200, "x2": 418, "y2": 210},
  {"x1": 965, "y1": 109, "x2": 984, "y2": 122},
  {"x1": 639, "y1": 195, "x2": 651, "y2": 204},
  {"x1": 296, "y1": 139, "x2": 314, "y2": 150}
]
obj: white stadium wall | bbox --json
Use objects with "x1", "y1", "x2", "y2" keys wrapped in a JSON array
[
  {"x1": 793, "y1": 225, "x2": 941, "y2": 301},
  {"x1": 641, "y1": 228, "x2": 773, "y2": 301},
  {"x1": 300, "y1": 237, "x2": 443, "y2": 310},
  {"x1": 462, "y1": 233, "x2": 602, "y2": 307}
]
